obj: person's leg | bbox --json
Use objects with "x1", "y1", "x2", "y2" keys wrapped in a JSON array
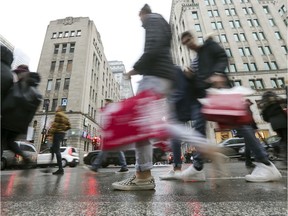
[
  {"x1": 238, "y1": 125, "x2": 282, "y2": 182},
  {"x1": 118, "y1": 151, "x2": 128, "y2": 170},
  {"x1": 52, "y1": 133, "x2": 65, "y2": 174},
  {"x1": 90, "y1": 151, "x2": 107, "y2": 171},
  {"x1": 244, "y1": 143, "x2": 254, "y2": 168}
]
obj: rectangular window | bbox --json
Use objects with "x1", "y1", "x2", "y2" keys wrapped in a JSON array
[
  {"x1": 252, "y1": 32, "x2": 259, "y2": 40},
  {"x1": 245, "y1": 47, "x2": 252, "y2": 56},
  {"x1": 248, "y1": 7, "x2": 254, "y2": 14},
  {"x1": 229, "y1": 64, "x2": 236, "y2": 72},
  {"x1": 247, "y1": 19, "x2": 253, "y2": 27},
  {"x1": 195, "y1": 24, "x2": 201, "y2": 32},
  {"x1": 264, "y1": 46, "x2": 272, "y2": 55},
  {"x1": 69, "y1": 43, "x2": 75, "y2": 53},
  {"x1": 230, "y1": 8, "x2": 236, "y2": 16},
  {"x1": 234, "y1": 34, "x2": 240, "y2": 41},
  {"x1": 253, "y1": 19, "x2": 260, "y2": 27},
  {"x1": 66, "y1": 60, "x2": 73, "y2": 72},
  {"x1": 47, "y1": 79, "x2": 53, "y2": 91},
  {"x1": 64, "y1": 31, "x2": 69, "y2": 38},
  {"x1": 239, "y1": 48, "x2": 245, "y2": 56},
  {"x1": 70, "y1": 31, "x2": 75, "y2": 37},
  {"x1": 281, "y1": 45, "x2": 287, "y2": 55},
  {"x1": 255, "y1": 79, "x2": 264, "y2": 89},
  {"x1": 225, "y1": 9, "x2": 231, "y2": 16},
  {"x1": 217, "y1": 21, "x2": 223, "y2": 29},
  {"x1": 213, "y1": 10, "x2": 219, "y2": 17},
  {"x1": 208, "y1": 10, "x2": 213, "y2": 17},
  {"x1": 225, "y1": 48, "x2": 232, "y2": 57},
  {"x1": 270, "y1": 61, "x2": 278, "y2": 70},
  {"x1": 235, "y1": 20, "x2": 241, "y2": 28},
  {"x1": 243, "y1": 8, "x2": 248, "y2": 15},
  {"x1": 243, "y1": 63, "x2": 250, "y2": 71},
  {"x1": 263, "y1": 6, "x2": 269, "y2": 14},
  {"x1": 211, "y1": 22, "x2": 217, "y2": 30},
  {"x1": 250, "y1": 63, "x2": 257, "y2": 71},
  {"x1": 55, "y1": 79, "x2": 61, "y2": 90},
  {"x1": 58, "y1": 61, "x2": 64, "y2": 72},
  {"x1": 58, "y1": 32, "x2": 63, "y2": 38},
  {"x1": 233, "y1": 80, "x2": 242, "y2": 86},
  {"x1": 269, "y1": 19, "x2": 275, "y2": 26},
  {"x1": 54, "y1": 44, "x2": 59, "y2": 54},
  {"x1": 64, "y1": 78, "x2": 70, "y2": 90},
  {"x1": 275, "y1": 32, "x2": 282, "y2": 40},
  {"x1": 76, "y1": 30, "x2": 81, "y2": 37},
  {"x1": 51, "y1": 99, "x2": 58, "y2": 112},
  {"x1": 258, "y1": 46, "x2": 265, "y2": 55},
  {"x1": 229, "y1": 21, "x2": 235, "y2": 28},
  {"x1": 221, "y1": 34, "x2": 228, "y2": 42},
  {"x1": 192, "y1": 12, "x2": 198, "y2": 19},
  {"x1": 62, "y1": 44, "x2": 67, "y2": 54},
  {"x1": 259, "y1": 32, "x2": 265, "y2": 40},
  {"x1": 239, "y1": 33, "x2": 246, "y2": 41},
  {"x1": 43, "y1": 99, "x2": 50, "y2": 110},
  {"x1": 249, "y1": 80, "x2": 256, "y2": 89},
  {"x1": 270, "y1": 78, "x2": 285, "y2": 88},
  {"x1": 264, "y1": 62, "x2": 271, "y2": 70},
  {"x1": 52, "y1": 33, "x2": 57, "y2": 39},
  {"x1": 50, "y1": 61, "x2": 56, "y2": 72}
]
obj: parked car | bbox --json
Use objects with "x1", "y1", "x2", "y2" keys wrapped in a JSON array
[
  {"x1": 238, "y1": 135, "x2": 281, "y2": 161},
  {"x1": 218, "y1": 137, "x2": 246, "y2": 158},
  {"x1": 167, "y1": 152, "x2": 184, "y2": 164},
  {"x1": 83, "y1": 148, "x2": 167, "y2": 167},
  {"x1": 1, "y1": 141, "x2": 38, "y2": 170},
  {"x1": 37, "y1": 146, "x2": 79, "y2": 168}
]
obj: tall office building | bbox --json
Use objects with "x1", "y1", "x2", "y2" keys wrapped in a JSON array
[
  {"x1": 170, "y1": 0, "x2": 287, "y2": 143},
  {"x1": 109, "y1": 60, "x2": 134, "y2": 99},
  {"x1": 32, "y1": 17, "x2": 120, "y2": 158}
]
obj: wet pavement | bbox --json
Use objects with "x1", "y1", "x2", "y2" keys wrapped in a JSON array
[{"x1": 1, "y1": 161, "x2": 287, "y2": 216}]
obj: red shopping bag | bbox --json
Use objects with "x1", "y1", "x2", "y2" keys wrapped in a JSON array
[
  {"x1": 100, "y1": 90, "x2": 170, "y2": 151},
  {"x1": 201, "y1": 93, "x2": 253, "y2": 129}
]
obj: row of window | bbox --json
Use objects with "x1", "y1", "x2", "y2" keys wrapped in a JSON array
[
  {"x1": 232, "y1": 77, "x2": 285, "y2": 89},
  {"x1": 43, "y1": 98, "x2": 68, "y2": 112},
  {"x1": 54, "y1": 43, "x2": 75, "y2": 54},
  {"x1": 52, "y1": 30, "x2": 81, "y2": 39},
  {"x1": 228, "y1": 61, "x2": 278, "y2": 72},
  {"x1": 46, "y1": 78, "x2": 70, "y2": 91},
  {"x1": 50, "y1": 60, "x2": 73, "y2": 73}
]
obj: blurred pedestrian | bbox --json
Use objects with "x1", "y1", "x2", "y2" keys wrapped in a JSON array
[
  {"x1": 1, "y1": 61, "x2": 42, "y2": 166},
  {"x1": 48, "y1": 106, "x2": 71, "y2": 175},
  {"x1": 111, "y1": 4, "x2": 220, "y2": 191},
  {"x1": 180, "y1": 30, "x2": 281, "y2": 182},
  {"x1": 89, "y1": 99, "x2": 129, "y2": 173},
  {"x1": 259, "y1": 91, "x2": 287, "y2": 162}
]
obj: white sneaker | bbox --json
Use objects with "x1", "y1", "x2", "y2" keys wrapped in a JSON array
[
  {"x1": 159, "y1": 170, "x2": 181, "y2": 180},
  {"x1": 175, "y1": 165, "x2": 206, "y2": 182},
  {"x1": 112, "y1": 175, "x2": 155, "y2": 191},
  {"x1": 245, "y1": 162, "x2": 282, "y2": 182}
]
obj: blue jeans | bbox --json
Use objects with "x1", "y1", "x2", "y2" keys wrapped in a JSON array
[
  {"x1": 236, "y1": 125, "x2": 269, "y2": 162},
  {"x1": 92, "y1": 151, "x2": 127, "y2": 169}
]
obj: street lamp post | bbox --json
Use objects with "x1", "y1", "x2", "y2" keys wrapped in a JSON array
[{"x1": 40, "y1": 100, "x2": 49, "y2": 151}]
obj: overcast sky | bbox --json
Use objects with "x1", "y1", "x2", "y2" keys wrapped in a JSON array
[{"x1": 0, "y1": 0, "x2": 172, "y2": 91}]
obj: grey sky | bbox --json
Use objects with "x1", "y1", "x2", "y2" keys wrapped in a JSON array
[{"x1": 1, "y1": 0, "x2": 172, "y2": 91}]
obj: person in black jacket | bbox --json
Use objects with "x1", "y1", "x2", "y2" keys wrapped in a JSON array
[
  {"x1": 1, "y1": 64, "x2": 42, "y2": 165},
  {"x1": 1, "y1": 45, "x2": 14, "y2": 102},
  {"x1": 259, "y1": 91, "x2": 287, "y2": 162},
  {"x1": 179, "y1": 31, "x2": 282, "y2": 183}
]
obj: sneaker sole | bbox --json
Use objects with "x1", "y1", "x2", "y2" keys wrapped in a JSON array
[
  {"x1": 115, "y1": 171, "x2": 129, "y2": 174},
  {"x1": 159, "y1": 176, "x2": 178, "y2": 180},
  {"x1": 112, "y1": 184, "x2": 155, "y2": 191},
  {"x1": 245, "y1": 175, "x2": 282, "y2": 182}
]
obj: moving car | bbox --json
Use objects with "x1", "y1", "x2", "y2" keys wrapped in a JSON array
[
  {"x1": 218, "y1": 137, "x2": 246, "y2": 158},
  {"x1": 83, "y1": 148, "x2": 167, "y2": 167},
  {"x1": 1, "y1": 141, "x2": 38, "y2": 170},
  {"x1": 37, "y1": 146, "x2": 79, "y2": 168}
]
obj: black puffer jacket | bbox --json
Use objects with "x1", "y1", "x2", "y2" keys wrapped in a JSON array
[
  {"x1": 133, "y1": 13, "x2": 175, "y2": 80},
  {"x1": 1, "y1": 45, "x2": 14, "y2": 101},
  {"x1": 1, "y1": 73, "x2": 42, "y2": 133},
  {"x1": 192, "y1": 38, "x2": 229, "y2": 98}
]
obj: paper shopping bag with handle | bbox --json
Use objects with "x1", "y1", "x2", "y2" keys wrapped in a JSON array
[{"x1": 100, "y1": 90, "x2": 170, "y2": 151}]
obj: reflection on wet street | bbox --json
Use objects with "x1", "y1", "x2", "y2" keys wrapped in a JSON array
[{"x1": 1, "y1": 161, "x2": 287, "y2": 216}]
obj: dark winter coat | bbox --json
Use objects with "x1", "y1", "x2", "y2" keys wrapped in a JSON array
[
  {"x1": 1, "y1": 73, "x2": 42, "y2": 133},
  {"x1": 192, "y1": 38, "x2": 229, "y2": 98},
  {"x1": 133, "y1": 13, "x2": 175, "y2": 81},
  {"x1": 1, "y1": 45, "x2": 14, "y2": 101},
  {"x1": 260, "y1": 96, "x2": 287, "y2": 131}
]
